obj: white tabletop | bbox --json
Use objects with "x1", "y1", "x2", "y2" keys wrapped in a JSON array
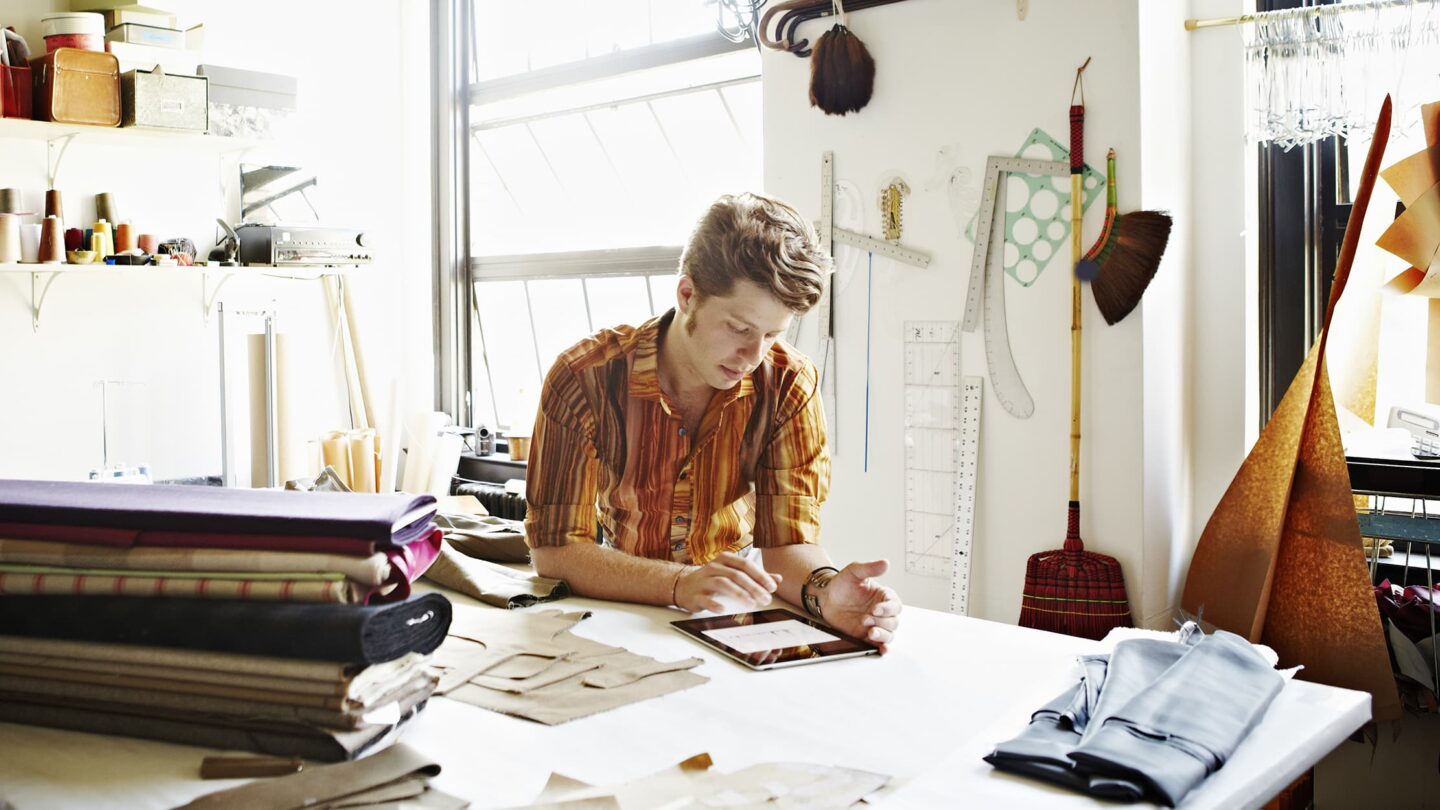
[{"x1": 0, "y1": 589, "x2": 1370, "y2": 810}]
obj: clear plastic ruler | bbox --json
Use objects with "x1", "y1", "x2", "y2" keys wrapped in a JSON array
[
  {"x1": 903, "y1": 321, "x2": 964, "y2": 577},
  {"x1": 962, "y1": 156, "x2": 1067, "y2": 419},
  {"x1": 819, "y1": 151, "x2": 837, "y2": 453},
  {"x1": 948, "y1": 376, "x2": 983, "y2": 615}
]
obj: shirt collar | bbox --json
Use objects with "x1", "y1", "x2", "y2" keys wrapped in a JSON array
[{"x1": 628, "y1": 308, "x2": 756, "y2": 403}]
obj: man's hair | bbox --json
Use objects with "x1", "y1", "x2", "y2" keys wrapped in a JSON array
[{"x1": 678, "y1": 193, "x2": 831, "y2": 313}]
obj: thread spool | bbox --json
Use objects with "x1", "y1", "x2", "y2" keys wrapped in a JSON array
[
  {"x1": 44, "y1": 189, "x2": 63, "y2": 222},
  {"x1": 94, "y1": 192, "x2": 116, "y2": 224},
  {"x1": 19, "y1": 223, "x2": 41, "y2": 263},
  {"x1": 38, "y1": 215, "x2": 63, "y2": 264},
  {"x1": 64, "y1": 227, "x2": 83, "y2": 251},
  {"x1": 137, "y1": 233, "x2": 158, "y2": 254},
  {"x1": 90, "y1": 232, "x2": 104, "y2": 258},
  {"x1": 92, "y1": 219, "x2": 113, "y2": 258},
  {"x1": 0, "y1": 188, "x2": 20, "y2": 214},
  {"x1": 0, "y1": 213, "x2": 20, "y2": 263},
  {"x1": 114, "y1": 221, "x2": 134, "y2": 253}
]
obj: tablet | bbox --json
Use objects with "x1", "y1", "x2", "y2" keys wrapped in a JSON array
[{"x1": 670, "y1": 608, "x2": 879, "y2": 670}]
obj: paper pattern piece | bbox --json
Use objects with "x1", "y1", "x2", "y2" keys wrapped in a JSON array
[
  {"x1": 701, "y1": 619, "x2": 840, "y2": 655},
  {"x1": 1377, "y1": 100, "x2": 1440, "y2": 297},
  {"x1": 176, "y1": 743, "x2": 451, "y2": 810},
  {"x1": 513, "y1": 753, "x2": 888, "y2": 810},
  {"x1": 964, "y1": 128, "x2": 1104, "y2": 286},
  {"x1": 432, "y1": 605, "x2": 707, "y2": 725},
  {"x1": 1181, "y1": 98, "x2": 1400, "y2": 723}
]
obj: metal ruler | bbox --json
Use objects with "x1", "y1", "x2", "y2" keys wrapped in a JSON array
[
  {"x1": 948, "y1": 376, "x2": 983, "y2": 615},
  {"x1": 962, "y1": 156, "x2": 1068, "y2": 419},
  {"x1": 819, "y1": 152, "x2": 837, "y2": 453},
  {"x1": 903, "y1": 321, "x2": 964, "y2": 577}
]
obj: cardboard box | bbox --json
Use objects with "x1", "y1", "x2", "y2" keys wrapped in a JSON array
[
  {"x1": 105, "y1": 40, "x2": 198, "y2": 75},
  {"x1": 121, "y1": 66, "x2": 206, "y2": 132},
  {"x1": 32, "y1": 47, "x2": 120, "y2": 126},
  {"x1": 101, "y1": 7, "x2": 177, "y2": 30},
  {"x1": 106, "y1": 23, "x2": 184, "y2": 48}
]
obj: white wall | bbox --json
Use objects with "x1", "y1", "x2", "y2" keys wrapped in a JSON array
[
  {"x1": 762, "y1": 0, "x2": 1161, "y2": 621},
  {"x1": 0, "y1": 0, "x2": 433, "y2": 482}
]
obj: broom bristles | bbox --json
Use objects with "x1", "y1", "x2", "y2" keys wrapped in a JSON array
[
  {"x1": 809, "y1": 24, "x2": 875, "y2": 116},
  {"x1": 1092, "y1": 209, "x2": 1172, "y2": 326}
]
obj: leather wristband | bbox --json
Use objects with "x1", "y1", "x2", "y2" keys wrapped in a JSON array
[
  {"x1": 671, "y1": 565, "x2": 691, "y2": 609},
  {"x1": 801, "y1": 566, "x2": 840, "y2": 620}
]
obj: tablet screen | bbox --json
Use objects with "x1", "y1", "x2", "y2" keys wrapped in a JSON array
[{"x1": 671, "y1": 608, "x2": 879, "y2": 670}]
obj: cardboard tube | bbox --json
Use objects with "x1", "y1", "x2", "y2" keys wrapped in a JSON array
[
  {"x1": 425, "y1": 432, "x2": 463, "y2": 497},
  {"x1": 348, "y1": 428, "x2": 377, "y2": 493},
  {"x1": 321, "y1": 430, "x2": 352, "y2": 488},
  {"x1": 377, "y1": 380, "x2": 402, "y2": 493}
]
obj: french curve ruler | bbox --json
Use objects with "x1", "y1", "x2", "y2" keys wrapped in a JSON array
[
  {"x1": 903, "y1": 321, "x2": 964, "y2": 577},
  {"x1": 948, "y1": 376, "x2": 982, "y2": 615},
  {"x1": 962, "y1": 156, "x2": 1068, "y2": 419}
]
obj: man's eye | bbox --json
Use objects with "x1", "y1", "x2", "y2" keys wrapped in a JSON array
[{"x1": 730, "y1": 324, "x2": 749, "y2": 335}]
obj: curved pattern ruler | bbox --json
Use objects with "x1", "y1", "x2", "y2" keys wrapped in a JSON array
[
  {"x1": 962, "y1": 156, "x2": 1072, "y2": 419},
  {"x1": 904, "y1": 321, "x2": 965, "y2": 578}
]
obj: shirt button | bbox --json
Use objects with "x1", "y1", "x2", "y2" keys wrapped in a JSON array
[
  {"x1": 674, "y1": 516, "x2": 687, "y2": 524},
  {"x1": 672, "y1": 541, "x2": 685, "y2": 550},
  {"x1": 678, "y1": 427, "x2": 687, "y2": 436},
  {"x1": 678, "y1": 471, "x2": 688, "y2": 480}
]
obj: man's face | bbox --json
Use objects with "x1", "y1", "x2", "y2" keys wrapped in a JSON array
[{"x1": 676, "y1": 277, "x2": 794, "y2": 390}]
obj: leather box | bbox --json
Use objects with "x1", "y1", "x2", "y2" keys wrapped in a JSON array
[
  {"x1": 32, "y1": 47, "x2": 120, "y2": 126},
  {"x1": 121, "y1": 66, "x2": 207, "y2": 132}
]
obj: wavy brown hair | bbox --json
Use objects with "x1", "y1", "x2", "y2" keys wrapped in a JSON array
[{"x1": 678, "y1": 193, "x2": 831, "y2": 314}]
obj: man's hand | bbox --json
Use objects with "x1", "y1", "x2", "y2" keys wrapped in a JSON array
[
  {"x1": 675, "y1": 551, "x2": 782, "y2": 613},
  {"x1": 819, "y1": 560, "x2": 902, "y2": 653}
]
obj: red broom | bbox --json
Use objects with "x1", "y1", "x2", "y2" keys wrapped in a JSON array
[{"x1": 1018, "y1": 60, "x2": 1133, "y2": 641}]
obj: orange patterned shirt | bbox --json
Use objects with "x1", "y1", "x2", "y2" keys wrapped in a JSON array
[{"x1": 524, "y1": 310, "x2": 829, "y2": 564}]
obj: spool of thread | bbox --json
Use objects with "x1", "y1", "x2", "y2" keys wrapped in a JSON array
[
  {"x1": 0, "y1": 188, "x2": 20, "y2": 214},
  {"x1": 19, "y1": 223, "x2": 41, "y2": 263},
  {"x1": 137, "y1": 233, "x2": 158, "y2": 254},
  {"x1": 0, "y1": 214, "x2": 20, "y2": 263},
  {"x1": 114, "y1": 222, "x2": 134, "y2": 253},
  {"x1": 90, "y1": 232, "x2": 105, "y2": 259},
  {"x1": 64, "y1": 227, "x2": 83, "y2": 251},
  {"x1": 94, "y1": 192, "x2": 116, "y2": 224},
  {"x1": 92, "y1": 219, "x2": 113, "y2": 258},
  {"x1": 38, "y1": 215, "x2": 63, "y2": 264},
  {"x1": 44, "y1": 189, "x2": 63, "y2": 224}
]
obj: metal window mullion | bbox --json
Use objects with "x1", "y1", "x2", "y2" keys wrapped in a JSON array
[
  {"x1": 714, "y1": 85, "x2": 748, "y2": 150},
  {"x1": 645, "y1": 99, "x2": 692, "y2": 187},
  {"x1": 472, "y1": 75, "x2": 758, "y2": 133},
  {"x1": 474, "y1": 135, "x2": 527, "y2": 216},
  {"x1": 581, "y1": 111, "x2": 630, "y2": 198},
  {"x1": 522, "y1": 279, "x2": 545, "y2": 384},
  {"x1": 580, "y1": 277, "x2": 595, "y2": 333},
  {"x1": 471, "y1": 282, "x2": 502, "y2": 432},
  {"x1": 524, "y1": 122, "x2": 571, "y2": 200}
]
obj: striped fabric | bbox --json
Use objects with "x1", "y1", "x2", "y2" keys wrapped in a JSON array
[{"x1": 525, "y1": 310, "x2": 829, "y2": 564}]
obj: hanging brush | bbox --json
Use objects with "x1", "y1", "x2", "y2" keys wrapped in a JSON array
[
  {"x1": 1074, "y1": 149, "x2": 1172, "y2": 326},
  {"x1": 809, "y1": 0, "x2": 875, "y2": 116}
]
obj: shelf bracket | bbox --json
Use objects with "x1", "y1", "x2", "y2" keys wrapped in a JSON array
[
  {"x1": 47, "y1": 133, "x2": 78, "y2": 188},
  {"x1": 203, "y1": 271, "x2": 237, "y2": 322},
  {"x1": 30, "y1": 270, "x2": 63, "y2": 331}
]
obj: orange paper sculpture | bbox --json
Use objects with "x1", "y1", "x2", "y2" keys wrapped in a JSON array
[{"x1": 1182, "y1": 98, "x2": 1401, "y2": 723}]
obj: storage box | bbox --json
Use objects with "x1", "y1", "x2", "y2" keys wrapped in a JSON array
[
  {"x1": 106, "y1": 41, "x2": 199, "y2": 75},
  {"x1": 197, "y1": 64, "x2": 297, "y2": 140},
  {"x1": 100, "y1": 7, "x2": 178, "y2": 30},
  {"x1": 0, "y1": 64, "x2": 33, "y2": 119},
  {"x1": 106, "y1": 23, "x2": 184, "y2": 48},
  {"x1": 121, "y1": 66, "x2": 206, "y2": 132},
  {"x1": 31, "y1": 47, "x2": 120, "y2": 126}
]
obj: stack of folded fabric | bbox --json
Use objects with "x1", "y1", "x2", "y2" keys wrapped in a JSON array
[
  {"x1": 0, "y1": 479, "x2": 455, "y2": 761},
  {"x1": 0, "y1": 479, "x2": 444, "y2": 604}
]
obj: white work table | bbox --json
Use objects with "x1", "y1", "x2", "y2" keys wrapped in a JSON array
[{"x1": 0, "y1": 588, "x2": 1370, "y2": 809}]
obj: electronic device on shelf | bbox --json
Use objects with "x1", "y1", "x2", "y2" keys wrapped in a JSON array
[
  {"x1": 234, "y1": 223, "x2": 371, "y2": 267},
  {"x1": 1389, "y1": 406, "x2": 1440, "y2": 461}
]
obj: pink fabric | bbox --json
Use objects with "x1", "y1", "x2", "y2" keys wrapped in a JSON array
[{"x1": 367, "y1": 528, "x2": 444, "y2": 604}]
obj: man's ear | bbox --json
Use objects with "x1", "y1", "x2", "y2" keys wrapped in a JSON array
[{"x1": 676, "y1": 275, "x2": 696, "y2": 314}]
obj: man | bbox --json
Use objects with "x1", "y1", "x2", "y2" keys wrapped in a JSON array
[{"x1": 524, "y1": 193, "x2": 901, "y2": 650}]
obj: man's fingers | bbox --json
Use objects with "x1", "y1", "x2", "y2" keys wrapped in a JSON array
[
  {"x1": 845, "y1": 559, "x2": 890, "y2": 581},
  {"x1": 714, "y1": 552, "x2": 779, "y2": 592},
  {"x1": 867, "y1": 625, "x2": 894, "y2": 645},
  {"x1": 709, "y1": 561, "x2": 773, "y2": 602}
]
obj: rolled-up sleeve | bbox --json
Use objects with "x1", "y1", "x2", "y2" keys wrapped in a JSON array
[
  {"x1": 752, "y1": 365, "x2": 830, "y2": 549},
  {"x1": 523, "y1": 361, "x2": 600, "y2": 549}
]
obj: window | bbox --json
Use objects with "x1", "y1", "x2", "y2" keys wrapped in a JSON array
[{"x1": 461, "y1": 1, "x2": 763, "y2": 434}]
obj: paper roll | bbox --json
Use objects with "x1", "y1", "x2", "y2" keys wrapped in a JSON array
[
  {"x1": 377, "y1": 380, "x2": 402, "y2": 493},
  {"x1": 349, "y1": 428, "x2": 377, "y2": 493},
  {"x1": 425, "y1": 432, "x2": 464, "y2": 498},
  {"x1": 400, "y1": 411, "x2": 451, "y2": 494},
  {"x1": 321, "y1": 430, "x2": 352, "y2": 488}
]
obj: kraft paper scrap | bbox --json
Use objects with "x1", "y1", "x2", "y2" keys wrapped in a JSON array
[
  {"x1": 1377, "y1": 100, "x2": 1440, "y2": 297},
  {"x1": 1182, "y1": 98, "x2": 1400, "y2": 723}
]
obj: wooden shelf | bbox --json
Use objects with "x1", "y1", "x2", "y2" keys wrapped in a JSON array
[
  {"x1": 0, "y1": 117, "x2": 259, "y2": 153},
  {"x1": 0, "y1": 263, "x2": 353, "y2": 329}
]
